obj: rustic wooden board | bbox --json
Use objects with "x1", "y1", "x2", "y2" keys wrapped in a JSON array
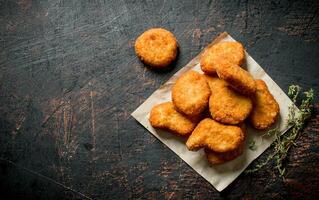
[{"x1": 0, "y1": 0, "x2": 318, "y2": 199}]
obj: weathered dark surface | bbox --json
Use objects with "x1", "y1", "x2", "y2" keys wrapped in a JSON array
[{"x1": 0, "y1": 0, "x2": 318, "y2": 199}]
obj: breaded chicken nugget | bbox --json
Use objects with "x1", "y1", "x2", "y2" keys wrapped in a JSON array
[
  {"x1": 216, "y1": 64, "x2": 256, "y2": 95},
  {"x1": 149, "y1": 102, "x2": 197, "y2": 136},
  {"x1": 200, "y1": 41, "x2": 245, "y2": 74},
  {"x1": 204, "y1": 74, "x2": 228, "y2": 90},
  {"x1": 135, "y1": 28, "x2": 178, "y2": 68},
  {"x1": 249, "y1": 80, "x2": 280, "y2": 130},
  {"x1": 172, "y1": 70, "x2": 211, "y2": 117},
  {"x1": 205, "y1": 75, "x2": 253, "y2": 124},
  {"x1": 186, "y1": 118, "x2": 244, "y2": 152},
  {"x1": 205, "y1": 145, "x2": 244, "y2": 165},
  {"x1": 204, "y1": 123, "x2": 247, "y2": 164}
]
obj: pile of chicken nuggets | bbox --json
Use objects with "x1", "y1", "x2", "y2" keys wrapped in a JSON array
[{"x1": 149, "y1": 41, "x2": 280, "y2": 165}]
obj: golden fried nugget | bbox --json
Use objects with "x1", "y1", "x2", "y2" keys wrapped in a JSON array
[
  {"x1": 172, "y1": 70, "x2": 211, "y2": 117},
  {"x1": 205, "y1": 123, "x2": 246, "y2": 164},
  {"x1": 205, "y1": 145, "x2": 244, "y2": 165},
  {"x1": 204, "y1": 74, "x2": 228, "y2": 90},
  {"x1": 216, "y1": 64, "x2": 256, "y2": 95},
  {"x1": 249, "y1": 80, "x2": 280, "y2": 130},
  {"x1": 186, "y1": 118, "x2": 244, "y2": 152},
  {"x1": 200, "y1": 41, "x2": 245, "y2": 74},
  {"x1": 135, "y1": 28, "x2": 178, "y2": 68},
  {"x1": 205, "y1": 75, "x2": 253, "y2": 124},
  {"x1": 149, "y1": 102, "x2": 197, "y2": 136}
]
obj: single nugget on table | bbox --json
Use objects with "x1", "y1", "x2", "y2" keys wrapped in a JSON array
[
  {"x1": 216, "y1": 64, "x2": 256, "y2": 95},
  {"x1": 205, "y1": 75, "x2": 253, "y2": 125},
  {"x1": 149, "y1": 102, "x2": 197, "y2": 136},
  {"x1": 200, "y1": 41, "x2": 245, "y2": 74},
  {"x1": 135, "y1": 28, "x2": 178, "y2": 68},
  {"x1": 205, "y1": 123, "x2": 246, "y2": 165},
  {"x1": 249, "y1": 79, "x2": 280, "y2": 130},
  {"x1": 186, "y1": 118, "x2": 244, "y2": 153},
  {"x1": 172, "y1": 70, "x2": 211, "y2": 117}
]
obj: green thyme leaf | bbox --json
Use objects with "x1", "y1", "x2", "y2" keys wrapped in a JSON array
[
  {"x1": 245, "y1": 85, "x2": 314, "y2": 179},
  {"x1": 249, "y1": 140, "x2": 257, "y2": 151}
]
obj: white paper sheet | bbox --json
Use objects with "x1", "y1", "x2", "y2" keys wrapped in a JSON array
[{"x1": 131, "y1": 32, "x2": 293, "y2": 191}]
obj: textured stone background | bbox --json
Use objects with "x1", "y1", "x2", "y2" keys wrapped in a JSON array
[{"x1": 0, "y1": 0, "x2": 318, "y2": 199}]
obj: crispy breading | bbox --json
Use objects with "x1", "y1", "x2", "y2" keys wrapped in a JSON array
[
  {"x1": 149, "y1": 102, "x2": 197, "y2": 136},
  {"x1": 135, "y1": 28, "x2": 178, "y2": 68},
  {"x1": 204, "y1": 123, "x2": 247, "y2": 164},
  {"x1": 200, "y1": 41, "x2": 245, "y2": 74},
  {"x1": 205, "y1": 145, "x2": 244, "y2": 165},
  {"x1": 186, "y1": 118, "x2": 244, "y2": 152},
  {"x1": 172, "y1": 70, "x2": 211, "y2": 117},
  {"x1": 249, "y1": 80, "x2": 280, "y2": 130},
  {"x1": 204, "y1": 74, "x2": 228, "y2": 90},
  {"x1": 205, "y1": 75, "x2": 253, "y2": 124},
  {"x1": 216, "y1": 64, "x2": 256, "y2": 95}
]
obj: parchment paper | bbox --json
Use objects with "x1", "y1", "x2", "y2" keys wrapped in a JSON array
[{"x1": 131, "y1": 32, "x2": 293, "y2": 191}]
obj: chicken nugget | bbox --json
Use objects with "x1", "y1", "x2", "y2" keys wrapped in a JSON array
[
  {"x1": 149, "y1": 102, "x2": 197, "y2": 136},
  {"x1": 216, "y1": 64, "x2": 256, "y2": 95},
  {"x1": 200, "y1": 41, "x2": 245, "y2": 74},
  {"x1": 204, "y1": 123, "x2": 246, "y2": 164},
  {"x1": 205, "y1": 144, "x2": 244, "y2": 165},
  {"x1": 172, "y1": 70, "x2": 211, "y2": 117},
  {"x1": 135, "y1": 28, "x2": 178, "y2": 68},
  {"x1": 204, "y1": 74, "x2": 228, "y2": 90},
  {"x1": 205, "y1": 75, "x2": 253, "y2": 124},
  {"x1": 249, "y1": 80, "x2": 280, "y2": 130},
  {"x1": 186, "y1": 118, "x2": 244, "y2": 152}
]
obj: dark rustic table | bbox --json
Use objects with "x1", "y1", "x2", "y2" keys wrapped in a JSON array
[{"x1": 0, "y1": 0, "x2": 318, "y2": 199}]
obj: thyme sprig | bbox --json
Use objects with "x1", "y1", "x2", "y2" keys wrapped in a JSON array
[
  {"x1": 245, "y1": 85, "x2": 315, "y2": 179},
  {"x1": 249, "y1": 140, "x2": 257, "y2": 151}
]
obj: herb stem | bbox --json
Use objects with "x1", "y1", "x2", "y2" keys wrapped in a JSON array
[{"x1": 246, "y1": 85, "x2": 314, "y2": 179}]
